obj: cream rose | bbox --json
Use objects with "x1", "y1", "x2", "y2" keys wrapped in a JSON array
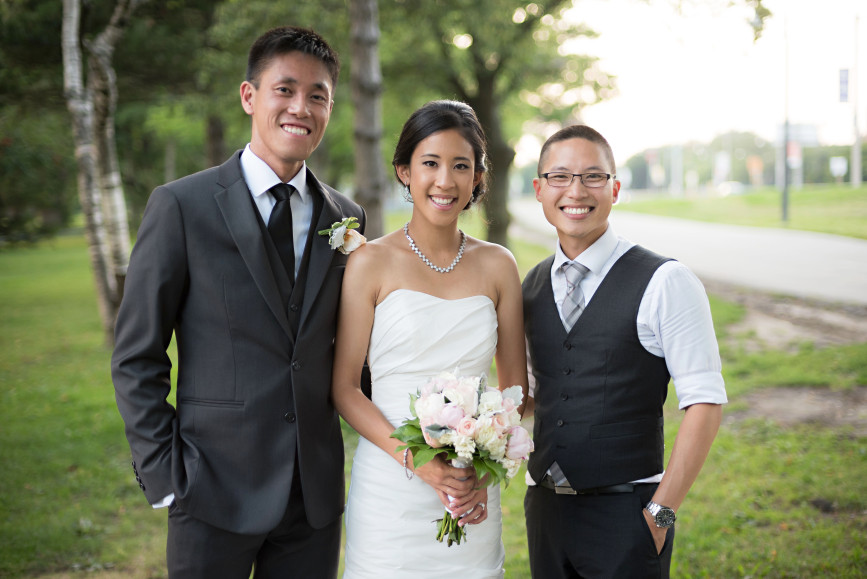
[{"x1": 337, "y1": 229, "x2": 366, "y2": 254}]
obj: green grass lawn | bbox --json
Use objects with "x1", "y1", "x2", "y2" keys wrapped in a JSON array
[
  {"x1": 1, "y1": 223, "x2": 866, "y2": 577},
  {"x1": 618, "y1": 183, "x2": 867, "y2": 240}
]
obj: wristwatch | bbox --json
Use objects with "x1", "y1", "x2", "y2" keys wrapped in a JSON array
[{"x1": 645, "y1": 501, "x2": 676, "y2": 528}]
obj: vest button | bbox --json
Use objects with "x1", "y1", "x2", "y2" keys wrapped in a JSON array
[
  {"x1": 562, "y1": 367, "x2": 571, "y2": 375},
  {"x1": 560, "y1": 393, "x2": 568, "y2": 401},
  {"x1": 289, "y1": 303, "x2": 299, "y2": 312},
  {"x1": 557, "y1": 419, "x2": 565, "y2": 427},
  {"x1": 283, "y1": 412, "x2": 297, "y2": 423},
  {"x1": 292, "y1": 360, "x2": 302, "y2": 370}
]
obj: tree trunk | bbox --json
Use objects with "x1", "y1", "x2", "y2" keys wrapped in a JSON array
[
  {"x1": 349, "y1": 0, "x2": 386, "y2": 239},
  {"x1": 165, "y1": 138, "x2": 177, "y2": 183},
  {"x1": 206, "y1": 113, "x2": 226, "y2": 168},
  {"x1": 468, "y1": 76, "x2": 514, "y2": 248},
  {"x1": 62, "y1": 0, "x2": 116, "y2": 346},
  {"x1": 61, "y1": 0, "x2": 145, "y2": 346},
  {"x1": 89, "y1": 24, "x2": 131, "y2": 299}
]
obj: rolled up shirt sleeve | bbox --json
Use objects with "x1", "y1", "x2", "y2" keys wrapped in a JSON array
[{"x1": 638, "y1": 261, "x2": 728, "y2": 409}]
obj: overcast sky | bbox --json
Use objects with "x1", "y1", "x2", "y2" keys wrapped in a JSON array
[{"x1": 516, "y1": 0, "x2": 865, "y2": 166}]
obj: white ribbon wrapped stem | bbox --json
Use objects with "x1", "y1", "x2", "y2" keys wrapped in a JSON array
[{"x1": 446, "y1": 457, "x2": 474, "y2": 517}]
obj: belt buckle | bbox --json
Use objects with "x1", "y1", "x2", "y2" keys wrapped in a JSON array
[{"x1": 554, "y1": 485, "x2": 577, "y2": 495}]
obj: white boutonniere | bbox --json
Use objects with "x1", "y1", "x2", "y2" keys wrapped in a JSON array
[{"x1": 318, "y1": 216, "x2": 366, "y2": 255}]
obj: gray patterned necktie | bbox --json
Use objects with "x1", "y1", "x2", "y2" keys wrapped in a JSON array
[{"x1": 561, "y1": 261, "x2": 590, "y2": 331}]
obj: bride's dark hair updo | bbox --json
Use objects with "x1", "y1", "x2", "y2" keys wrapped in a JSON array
[{"x1": 392, "y1": 100, "x2": 490, "y2": 208}]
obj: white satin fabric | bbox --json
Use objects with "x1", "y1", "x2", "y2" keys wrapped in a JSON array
[{"x1": 343, "y1": 289, "x2": 505, "y2": 578}]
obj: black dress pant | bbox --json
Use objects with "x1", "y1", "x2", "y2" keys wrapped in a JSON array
[
  {"x1": 525, "y1": 482, "x2": 674, "y2": 579},
  {"x1": 166, "y1": 466, "x2": 341, "y2": 579}
]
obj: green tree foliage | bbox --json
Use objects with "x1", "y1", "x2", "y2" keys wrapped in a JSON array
[
  {"x1": 0, "y1": 109, "x2": 78, "y2": 244},
  {"x1": 381, "y1": 0, "x2": 614, "y2": 244}
]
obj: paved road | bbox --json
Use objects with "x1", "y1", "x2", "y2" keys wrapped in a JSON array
[{"x1": 508, "y1": 198, "x2": 867, "y2": 307}]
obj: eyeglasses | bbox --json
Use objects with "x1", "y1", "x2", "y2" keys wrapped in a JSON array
[{"x1": 540, "y1": 172, "x2": 614, "y2": 188}]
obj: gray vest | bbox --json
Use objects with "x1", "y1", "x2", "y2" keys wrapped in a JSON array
[{"x1": 523, "y1": 245, "x2": 672, "y2": 489}]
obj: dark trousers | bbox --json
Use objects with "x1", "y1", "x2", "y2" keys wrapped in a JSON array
[
  {"x1": 166, "y1": 467, "x2": 341, "y2": 579},
  {"x1": 525, "y1": 482, "x2": 674, "y2": 579}
]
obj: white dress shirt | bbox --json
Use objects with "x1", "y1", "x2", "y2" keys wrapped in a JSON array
[
  {"x1": 241, "y1": 144, "x2": 315, "y2": 279},
  {"x1": 152, "y1": 146, "x2": 315, "y2": 509},
  {"x1": 527, "y1": 225, "x2": 727, "y2": 486}
]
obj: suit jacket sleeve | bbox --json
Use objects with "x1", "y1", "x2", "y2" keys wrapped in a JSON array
[{"x1": 111, "y1": 186, "x2": 188, "y2": 504}]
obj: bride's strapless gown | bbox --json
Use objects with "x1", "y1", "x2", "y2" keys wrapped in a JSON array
[{"x1": 343, "y1": 289, "x2": 505, "y2": 578}]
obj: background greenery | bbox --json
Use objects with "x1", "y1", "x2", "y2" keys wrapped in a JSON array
[{"x1": 1, "y1": 205, "x2": 865, "y2": 577}]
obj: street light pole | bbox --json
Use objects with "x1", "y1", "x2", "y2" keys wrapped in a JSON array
[
  {"x1": 782, "y1": 11, "x2": 789, "y2": 223},
  {"x1": 852, "y1": 15, "x2": 862, "y2": 188}
]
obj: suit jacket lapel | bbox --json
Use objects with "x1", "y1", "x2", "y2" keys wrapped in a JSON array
[
  {"x1": 299, "y1": 172, "x2": 343, "y2": 328},
  {"x1": 214, "y1": 153, "x2": 295, "y2": 344}
]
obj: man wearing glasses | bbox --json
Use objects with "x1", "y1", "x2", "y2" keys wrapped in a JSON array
[{"x1": 522, "y1": 125, "x2": 727, "y2": 578}]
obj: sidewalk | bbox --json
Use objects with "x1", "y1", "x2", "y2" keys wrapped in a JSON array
[{"x1": 508, "y1": 197, "x2": 867, "y2": 307}]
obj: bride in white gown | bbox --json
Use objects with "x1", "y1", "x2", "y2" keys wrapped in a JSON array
[{"x1": 331, "y1": 100, "x2": 528, "y2": 578}]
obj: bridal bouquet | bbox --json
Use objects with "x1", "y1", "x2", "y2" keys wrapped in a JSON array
[{"x1": 392, "y1": 370, "x2": 533, "y2": 546}]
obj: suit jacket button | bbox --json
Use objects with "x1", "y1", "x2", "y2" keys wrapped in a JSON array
[
  {"x1": 557, "y1": 419, "x2": 565, "y2": 427},
  {"x1": 292, "y1": 360, "x2": 302, "y2": 370},
  {"x1": 560, "y1": 393, "x2": 569, "y2": 401},
  {"x1": 283, "y1": 412, "x2": 297, "y2": 423},
  {"x1": 562, "y1": 367, "x2": 571, "y2": 375},
  {"x1": 563, "y1": 342, "x2": 573, "y2": 350}
]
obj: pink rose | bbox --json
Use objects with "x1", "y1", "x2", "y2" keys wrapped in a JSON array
[
  {"x1": 492, "y1": 411, "x2": 512, "y2": 432},
  {"x1": 436, "y1": 404, "x2": 465, "y2": 429},
  {"x1": 505, "y1": 426, "x2": 534, "y2": 460},
  {"x1": 456, "y1": 417, "x2": 477, "y2": 437}
]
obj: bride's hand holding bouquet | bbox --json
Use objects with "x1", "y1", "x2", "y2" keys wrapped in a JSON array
[{"x1": 392, "y1": 370, "x2": 534, "y2": 546}]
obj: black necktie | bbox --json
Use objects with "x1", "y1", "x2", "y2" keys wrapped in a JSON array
[{"x1": 267, "y1": 183, "x2": 295, "y2": 281}]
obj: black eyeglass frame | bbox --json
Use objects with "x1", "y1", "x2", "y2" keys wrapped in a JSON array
[{"x1": 539, "y1": 172, "x2": 616, "y2": 188}]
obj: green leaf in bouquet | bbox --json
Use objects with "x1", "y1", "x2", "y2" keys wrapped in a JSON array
[
  {"x1": 391, "y1": 423, "x2": 424, "y2": 444},
  {"x1": 472, "y1": 456, "x2": 508, "y2": 488},
  {"x1": 409, "y1": 393, "x2": 420, "y2": 418},
  {"x1": 410, "y1": 446, "x2": 441, "y2": 469}
]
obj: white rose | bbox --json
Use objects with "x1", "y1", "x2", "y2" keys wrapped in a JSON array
[
  {"x1": 414, "y1": 393, "x2": 445, "y2": 422},
  {"x1": 478, "y1": 390, "x2": 504, "y2": 414},
  {"x1": 339, "y1": 229, "x2": 366, "y2": 254}
]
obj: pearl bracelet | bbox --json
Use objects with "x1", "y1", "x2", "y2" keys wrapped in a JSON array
[{"x1": 403, "y1": 448, "x2": 414, "y2": 480}]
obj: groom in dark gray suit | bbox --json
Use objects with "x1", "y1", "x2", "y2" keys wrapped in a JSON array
[{"x1": 112, "y1": 26, "x2": 365, "y2": 578}]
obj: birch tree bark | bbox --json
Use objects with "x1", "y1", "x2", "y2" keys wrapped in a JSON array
[
  {"x1": 61, "y1": 0, "x2": 146, "y2": 345},
  {"x1": 349, "y1": 0, "x2": 386, "y2": 239}
]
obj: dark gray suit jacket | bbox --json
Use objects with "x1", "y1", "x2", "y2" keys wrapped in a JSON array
[{"x1": 112, "y1": 151, "x2": 366, "y2": 534}]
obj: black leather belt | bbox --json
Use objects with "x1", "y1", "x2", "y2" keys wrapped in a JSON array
[{"x1": 539, "y1": 474, "x2": 636, "y2": 495}]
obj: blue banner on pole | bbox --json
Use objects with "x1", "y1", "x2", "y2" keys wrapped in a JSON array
[{"x1": 840, "y1": 69, "x2": 849, "y2": 103}]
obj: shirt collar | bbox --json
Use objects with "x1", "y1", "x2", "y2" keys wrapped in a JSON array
[
  {"x1": 551, "y1": 225, "x2": 619, "y2": 277},
  {"x1": 240, "y1": 144, "x2": 309, "y2": 203}
]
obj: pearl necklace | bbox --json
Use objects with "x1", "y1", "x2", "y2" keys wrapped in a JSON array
[{"x1": 404, "y1": 223, "x2": 466, "y2": 274}]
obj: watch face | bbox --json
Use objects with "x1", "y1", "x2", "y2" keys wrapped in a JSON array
[{"x1": 655, "y1": 507, "x2": 676, "y2": 528}]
